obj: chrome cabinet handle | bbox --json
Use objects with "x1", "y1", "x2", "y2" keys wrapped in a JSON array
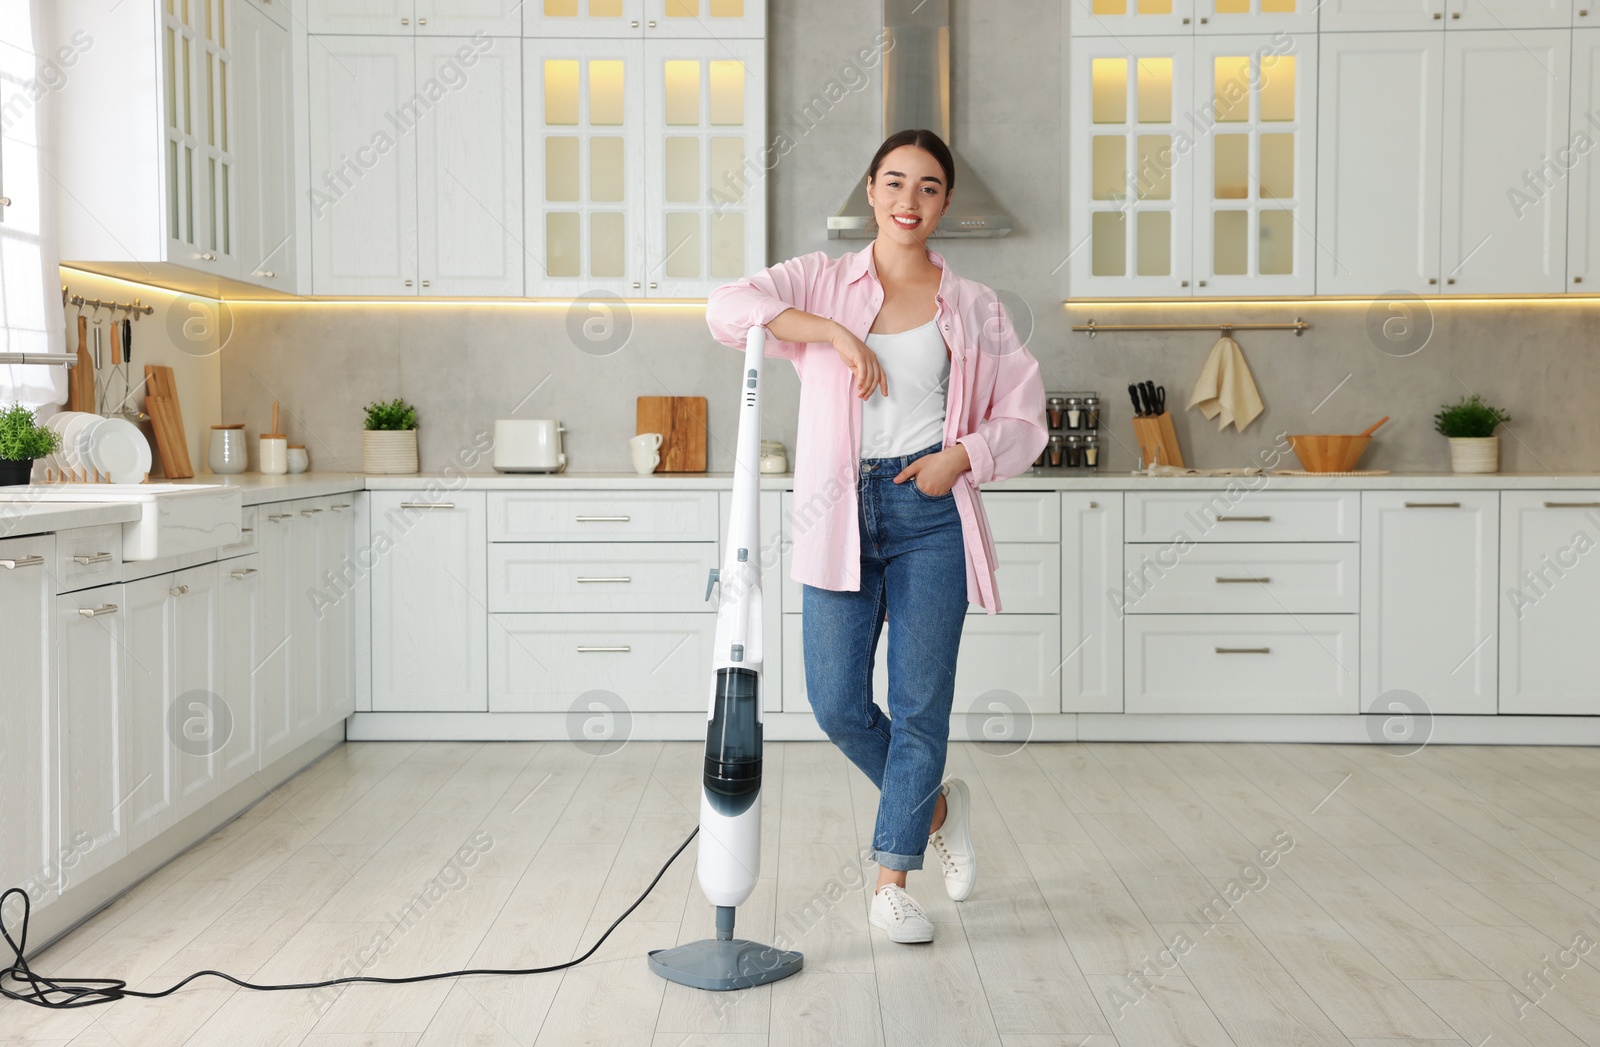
[
  {"x1": 0, "y1": 555, "x2": 44, "y2": 570},
  {"x1": 1404, "y1": 501, "x2": 1461, "y2": 508},
  {"x1": 577, "y1": 645, "x2": 631, "y2": 653},
  {"x1": 231, "y1": 568, "x2": 258, "y2": 579},
  {"x1": 331, "y1": 504, "x2": 351, "y2": 512},
  {"x1": 1215, "y1": 515, "x2": 1271, "y2": 522},
  {"x1": 576, "y1": 576, "x2": 631, "y2": 583},
  {"x1": 254, "y1": 269, "x2": 275, "y2": 279},
  {"x1": 78, "y1": 604, "x2": 118, "y2": 618},
  {"x1": 575, "y1": 514, "x2": 630, "y2": 522},
  {"x1": 1215, "y1": 576, "x2": 1270, "y2": 584},
  {"x1": 1544, "y1": 501, "x2": 1600, "y2": 509},
  {"x1": 169, "y1": 584, "x2": 190, "y2": 596},
  {"x1": 1215, "y1": 646, "x2": 1270, "y2": 654},
  {"x1": 301, "y1": 508, "x2": 324, "y2": 516},
  {"x1": 240, "y1": 527, "x2": 254, "y2": 534},
  {"x1": 73, "y1": 552, "x2": 113, "y2": 565},
  {"x1": 400, "y1": 501, "x2": 454, "y2": 510}
]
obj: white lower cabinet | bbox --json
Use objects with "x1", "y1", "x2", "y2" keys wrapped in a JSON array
[
  {"x1": 1125, "y1": 614, "x2": 1361, "y2": 714},
  {"x1": 256, "y1": 504, "x2": 297, "y2": 765},
  {"x1": 57, "y1": 584, "x2": 129, "y2": 890},
  {"x1": 170, "y1": 564, "x2": 222, "y2": 822},
  {"x1": 0, "y1": 537, "x2": 57, "y2": 920},
  {"x1": 1500, "y1": 492, "x2": 1600, "y2": 714},
  {"x1": 218, "y1": 554, "x2": 262, "y2": 792},
  {"x1": 489, "y1": 612, "x2": 715, "y2": 712},
  {"x1": 1362, "y1": 493, "x2": 1498, "y2": 715},
  {"x1": 1062, "y1": 493, "x2": 1123, "y2": 713},
  {"x1": 370, "y1": 492, "x2": 488, "y2": 711}
]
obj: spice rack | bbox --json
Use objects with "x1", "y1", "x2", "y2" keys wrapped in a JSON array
[{"x1": 1034, "y1": 390, "x2": 1101, "y2": 472}]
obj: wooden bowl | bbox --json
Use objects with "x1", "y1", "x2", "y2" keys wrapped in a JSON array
[{"x1": 1288, "y1": 434, "x2": 1372, "y2": 472}]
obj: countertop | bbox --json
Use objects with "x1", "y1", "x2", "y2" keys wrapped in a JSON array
[{"x1": 0, "y1": 499, "x2": 141, "y2": 540}]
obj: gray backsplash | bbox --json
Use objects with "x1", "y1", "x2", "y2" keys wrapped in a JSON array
[{"x1": 221, "y1": 0, "x2": 1600, "y2": 477}]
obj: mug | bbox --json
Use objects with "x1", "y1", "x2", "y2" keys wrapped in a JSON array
[{"x1": 630, "y1": 431, "x2": 663, "y2": 475}]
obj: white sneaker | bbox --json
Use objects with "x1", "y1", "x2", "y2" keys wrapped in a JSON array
[
  {"x1": 928, "y1": 778, "x2": 977, "y2": 901},
  {"x1": 869, "y1": 884, "x2": 934, "y2": 943}
]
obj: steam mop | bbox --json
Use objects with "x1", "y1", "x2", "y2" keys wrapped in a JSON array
[{"x1": 647, "y1": 326, "x2": 804, "y2": 991}]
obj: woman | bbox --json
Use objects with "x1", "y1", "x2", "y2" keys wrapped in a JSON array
[{"x1": 705, "y1": 129, "x2": 1048, "y2": 944}]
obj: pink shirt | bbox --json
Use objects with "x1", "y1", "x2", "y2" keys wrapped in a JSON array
[{"x1": 706, "y1": 242, "x2": 1050, "y2": 614}]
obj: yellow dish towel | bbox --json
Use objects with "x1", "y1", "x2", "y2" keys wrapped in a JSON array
[{"x1": 1187, "y1": 335, "x2": 1264, "y2": 433}]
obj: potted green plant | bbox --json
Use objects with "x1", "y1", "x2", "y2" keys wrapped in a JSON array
[
  {"x1": 0, "y1": 404, "x2": 61, "y2": 486},
  {"x1": 1434, "y1": 393, "x2": 1511, "y2": 474},
  {"x1": 362, "y1": 397, "x2": 419, "y2": 474}
]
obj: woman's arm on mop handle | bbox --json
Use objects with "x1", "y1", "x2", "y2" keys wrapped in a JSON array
[{"x1": 766, "y1": 309, "x2": 885, "y2": 401}]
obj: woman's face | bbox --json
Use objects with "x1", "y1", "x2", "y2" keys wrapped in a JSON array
[{"x1": 866, "y1": 145, "x2": 950, "y2": 244}]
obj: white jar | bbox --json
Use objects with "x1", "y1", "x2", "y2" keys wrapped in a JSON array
[
  {"x1": 259, "y1": 435, "x2": 287, "y2": 475},
  {"x1": 286, "y1": 445, "x2": 309, "y2": 474},
  {"x1": 209, "y1": 425, "x2": 247, "y2": 474}
]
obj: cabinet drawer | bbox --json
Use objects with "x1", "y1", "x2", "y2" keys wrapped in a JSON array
[
  {"x1": 56, "y1": 525, "x2": 123, "y2": 593},
  {"x1": 1125, "y1": 614, "x2": 1359, "y2": 714},
  {"x1": 780, "y1": 541, "x2": 1060, "y2": 615},
  {"x1": 488, "y1": 542, "x2": 719, "y2": 614},
  {"x1": 983, "y1": 492, "x2": 1061, "y2": 543},
  {"x1": 1125, "y1": 491, "x2": 1360, "y2": 543},
  {"x1": 1122, "y1": 543, "x2": 1359, "y2": 614},
  {"x1": 490, "y1": 491, "x2": 720, "y2": 542},
  {"x1": 489, "y1": 612, "x2": 718, "y2": 713},
  {"x1": 218, "y1": 505, "x2": 259, "y2": 559}
]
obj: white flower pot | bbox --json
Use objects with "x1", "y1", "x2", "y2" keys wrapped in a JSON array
[
  {"x1": 363, "y1": 429, "x2": 418, "y2": 474},
  {"x1": 1448, "y1": 435, "x2": 1499, "y2": 474}
]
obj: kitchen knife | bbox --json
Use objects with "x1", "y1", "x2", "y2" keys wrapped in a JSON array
[
  {"x1": 1128, "y1": 383, "x2": 1144, "y2": 417},
  {"x1": 1137, "y1": 381, "x2": 1155, "y2": 417},
  {"x1": 1152, "y1": 384, "x2": 1166, "y2": 415}
]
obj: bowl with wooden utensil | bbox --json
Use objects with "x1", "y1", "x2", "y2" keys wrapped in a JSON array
[{"x1": 1288, "y1": 417, "x2": 1388, "y2": 472}]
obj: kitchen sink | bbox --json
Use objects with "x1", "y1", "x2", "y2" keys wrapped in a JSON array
[{"x1": 0, "y1": 483, "x2": 242, "y2": 560}]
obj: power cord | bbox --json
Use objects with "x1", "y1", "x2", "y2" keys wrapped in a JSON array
[{"x1": 1, "y1": 826, "x2": 698, "y2": 1010}]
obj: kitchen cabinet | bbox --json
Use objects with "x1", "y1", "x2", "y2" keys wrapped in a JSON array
[
  {"x1": 1315, "y1": 33, "x2": 1444, "y2": 295},
  {"x1": 1441, "y1": 29, "x2": 1571, "y2": 294},
  {"x1": 0, "y1": 538, "x2": 57, "y2": 922},
  {"x1": 1125, "y1": 614, "x2": 1359, "y2": 713},
  {"x1": 288, "y1": 504, "x2": 323, "y2": 740},
  {"x1": 170, "y1": 564, "x2": 222, "y2": 821},
  {"x1": 233, "y1": 1, "x2": 298, "y2": 290},
  {"x1": 163, "y1": 0, "x2": 240, "y2": 278},
  {"x1": 243, "y1": 0, "x2": 292, "y2": 31},
  {"x1": 370, "y1": 492, "x2": 488, "y2": 711},
  {"x1": 1070, "y1": 1, "x2": 1315, "y2": 37},
  {"x1": 57, "y1": 583, "x2": 129, "y2": 891},
  {"x1": 314, "y1": 499, "x2": 357, "y2": 728},
  {"x1": 307, "y1": 0, "x2": 521, "y2": 35},
  {"x1": 524, "y1": 0, "x2": 764, "y2": 39},
  {"x1": 1062, "y1": 494, "x2": 1123, "y2": 713},
  {"x1": 1499, "y1": 492, "x2": 1600, "y2": 714},
  {"x1": 1568, "y1": 28, "x2": 1600, "y2": 288},
  {"x1": 1361, "y1": 493, "x2": 1498, "y2": 715},
  {"x1": 217, "y1": 553, "x2": 262, "y2": 792},
  {"x1": 256, "y1": 503, "x2": 296, "y2": 765},
  {"x1": 1454, "y1": 0, "x2": 1574, "y2": 29},
  {"x1": 308, "y1": 34, "x2": 522, "y2": 296},
  {"x1": 1319, "y1": 0, "x2": 1447, "y2": 30}
]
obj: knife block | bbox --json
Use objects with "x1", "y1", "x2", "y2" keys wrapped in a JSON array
[{"x1": 1132, "y1": 413, "x2": 1185, "y2": 468}]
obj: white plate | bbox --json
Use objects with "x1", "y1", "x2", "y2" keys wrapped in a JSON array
[
  {"x1": 59, "y1": 414, "x2": 94, "y2": 475},
  {"x1": 76, "y1": 417, "x2": 107, "y2": 477},
  {"x1": 88, "y1": 417, "x2": 151, "y2": 484}
]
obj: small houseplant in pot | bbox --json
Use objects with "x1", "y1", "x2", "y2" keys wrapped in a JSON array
[
  {"x1": 0, "y1": 404, "x2": 61, "y2": 486},
  {"x1": 362, "y1": 397, "x2": 419, "y2": 474},
  {"x1": 1434, "y1": 393, "x2": 1511, "y2": 474}
]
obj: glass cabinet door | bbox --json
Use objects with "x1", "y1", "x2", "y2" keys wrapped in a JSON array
[
  {"x1": 1070, "y1": 0, "x2": 1198, "y2": 36},
  {"x1": 525, "y1": 39, "x2": 646, "y2": 297},
  {"x1": 1195, "y1": 0, "x2": 1318, "y2": 33},
  {"x1": 643, "y1": 40, "x2": 766, "y2": 296},
  {"x1": 194, "y1": 0, "x2": 238, "y2": 278},
  {"x1": 641, "y1": 0, "x2": 765, "y2": 39},
  {"x1": 523, "y1": 0, "x2": 648, "y2": 38},
  {"x1": 1069, "y1": 36, "x2": 1194, "y2": 296},
  {"x1": 1191, "y1": 34, "x2": 1317, "y2": 295},
  {"x1": 161, "y1": 0, "x2": 202, "y2": 266}
]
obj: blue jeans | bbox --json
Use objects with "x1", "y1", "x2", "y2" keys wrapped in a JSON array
[{"x1": 802, "y1": 440, "x2": 969, "y2": 871}]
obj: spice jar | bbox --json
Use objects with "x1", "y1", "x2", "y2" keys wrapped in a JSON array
[
  {"x1": 1065, "y1": 434, "x2": 1083, "y2": 467},
  {"x1": 1084, "y1": 396, "x2": 1101, "y2": 430},
  {"x1": 1083, "y1": 434, "x2": 1100, "y2": 468},
  {"x1": 1047, "y1": 434, "x2": 1066, "y2": 467},
  {"x1": 1046, "y1": 396, "x2": 1065, "y2": 429},
  {"x1": 1064, "y1": 396, "x2": 1084, "y2": 430}
]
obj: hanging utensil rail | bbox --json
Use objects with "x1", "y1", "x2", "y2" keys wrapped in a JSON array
[
  {"x1": 61, "y1": 284, "x2": 154, "y2": 318},
  {"x1": 1073, "y1": 319, "x2": 1310, "y2": 337}
]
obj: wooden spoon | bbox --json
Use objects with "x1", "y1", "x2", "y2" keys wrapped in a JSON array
[{"x1": 1358, "y1": 416, "x2": 1390, "y2": 438}]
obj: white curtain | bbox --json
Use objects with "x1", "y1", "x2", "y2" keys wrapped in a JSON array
[{"x1": 0, "y1": 0, "x2": 68, "y2": 410}]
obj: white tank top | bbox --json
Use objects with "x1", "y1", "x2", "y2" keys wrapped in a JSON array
[{"x1": 859, "y1": 318, "x2": 950, "y2": 459}]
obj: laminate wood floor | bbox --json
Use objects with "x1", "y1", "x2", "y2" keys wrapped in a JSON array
[{"x1": 6, "y1": 740, "x2": 1600, "y2": 1046}]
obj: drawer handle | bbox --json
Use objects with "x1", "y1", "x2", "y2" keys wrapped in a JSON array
[
  {"x1": 231, "y1": 568, "x2": 258, "y2": 579},
  {"x1": 576, "y1": 576, "x2": 632, "y2": 584},
  {"x1": 1215, "y1": 576, "x2": 1270, "y2": 584},
  {"x1": 169, "y1": 584, "x2": 191, "y2": 597},
  {"x1": 575, "y1": 515, "x2": 631, "y2": 522},
  {"x1": 331, "y1": 504, "x2": 351, "y2": 512},
  {"x1": 1215, "y1": 515, "x2": 1271, "y2": 522},
  {"x1": 400, "y1": 501, "x2": 454, "y2": 510},
  {"x1": 1215, "y1": 646, "x2": 1271, "y2": 654},
  {"x1": 577, "y1": 645, "x2": 631, "y2": 653},
  {"x1": 1404, "y1": 501, "x2": 1461, "y2": 509},
  {"x1": 78, "y1": 604, "x2": 119, "y2": 618},
  {"x1": 0, "y1": 555, "x2": 45, "y2": 570},
  {"x1": 267, "y1": 513, "x2": 292, "y2": 522},
  {"x1": 73, "y1": 552, "x2": 113, "y2": 565},
  {"x1": 1543, "y1": 501, "x2": 1600, "y2": 509},
  {"x1": 240, "y1": 527, "x2": 254, "y2": 534},
  {"x1": 1089, "y1": 501, "x2": 1099, "y2": 509},
  {"x1": 301, "y1": 508, "x2": 324, "y2": 516}
]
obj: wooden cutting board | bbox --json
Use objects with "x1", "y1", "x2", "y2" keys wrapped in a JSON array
[
  {"x1": 636, "y1": 396, "x2": 707, "y2": 472},
  {"x1": 144, "y1": 366, "x2": 193, "y2": 478}
]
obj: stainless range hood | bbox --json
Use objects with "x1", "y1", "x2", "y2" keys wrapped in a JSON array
[{"x1": 828, "y1": 0, "x2": 1014, "y2": 239}]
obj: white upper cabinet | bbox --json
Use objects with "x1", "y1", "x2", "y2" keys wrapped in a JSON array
[
  {"x1": 1071, "y1": 0, "x2": 1198, "y2": 35},
  {"x1": 1568, "y1": 28, "x2": 1600, "y2": 287},
  {"x1": 642, "y1": 40, "x2": 766, "y2": 297},
  {"x1": 415, "y1": 36, "x2": 524, "y2": 296},
  {"x1": 1316, "y1": 33, "x2": 1444, "y2": 294},
  {"x1": 233, "y1": 1, "x2": 297, "y2": 290},
  {"x1": 242, "y1": 0, "x2": 292, "y2": 30},
  {"x1": 1451, "y1": 0, "x2": 1574, "y2": 29},
  {"x1": 163, "y1": 0, "x2": 240, "y2": 278},
  {"x1": 1191, "y1": 33, "x2": 1318, "y2": 295},
  {"x1": 1321, "y1": 0, "x2": 1569, "y2": 29},
  {"x1": 525, "y1": 39, "x2": 647, "y2": 297},
  {"x1": 1441, "y1": 29, "x2": 1570, "y2": 293},
  {"x1": 307, "y1": 0, "x2": 520, "y2": 35},
  {"x1": 1320, "y1": 0, "x2": 1448, "y2": 30},
  {"x1": 524, "y1": 0, "x2": 647, "y2": 38},
  {"x1": 1069, "y1": 36, "x2": 1196, "y2": 296},
  {"x1": 307, "y1": 36, "x2": 418, "y2": 294},
  {"x1": 1195, "y1": 0, "x2": 1317, "y2": 34},
  {"x1": 524, "y1": 0, "x2": 762, "y2": 38}
]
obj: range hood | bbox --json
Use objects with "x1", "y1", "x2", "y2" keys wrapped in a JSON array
[{"x1": 828, "y1": 0, "x2": 1014, "y2": 239}]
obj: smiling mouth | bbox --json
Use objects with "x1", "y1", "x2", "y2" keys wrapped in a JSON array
[{"x1": 892, "y1": 214, "x2": 922, "y2": 229}]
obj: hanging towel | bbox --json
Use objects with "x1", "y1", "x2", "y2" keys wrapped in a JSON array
[{"x1": 1187, "y1": 335, "x2": 1264, "y2": 433}]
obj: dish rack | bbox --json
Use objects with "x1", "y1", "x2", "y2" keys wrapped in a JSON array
[{"x1": 1035, "y1": 391, "x2": 1101, "y2": 471}]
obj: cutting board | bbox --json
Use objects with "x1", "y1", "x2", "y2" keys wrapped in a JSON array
[{"x1": 636, "y1": 396, "x2": 707, "y2": 472}]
